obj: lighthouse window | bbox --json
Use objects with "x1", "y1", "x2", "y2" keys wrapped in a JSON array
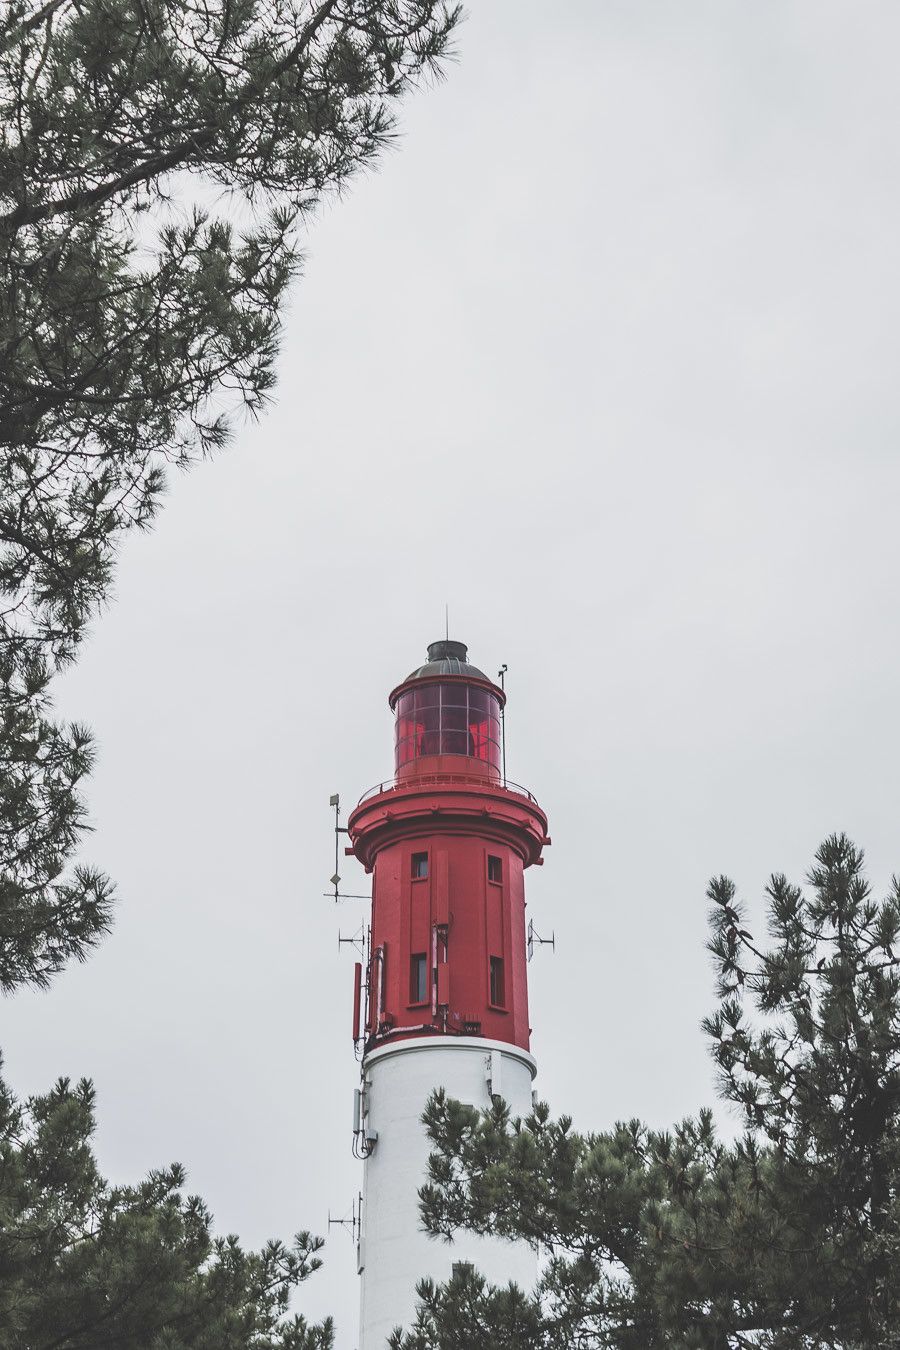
[
  {"x1": 411, "y1": 852, "x2": 429, "y2": 880},
  {"x1": 487, "y1": 855, "x2": 503, "y2": 884},
  {"x1": 394, "y1": 682, "x2": 502, "y2": 773},
  {"x1": 410, "y1": 953, "x2": 428, "y2": 1004},
  {"x1": 489, "y1": 956, "x2": 505, "y2": 1008}
]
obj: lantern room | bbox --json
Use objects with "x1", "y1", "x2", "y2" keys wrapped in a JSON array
[{"x1": 389, "y1": 639, "x2": 505, "y2": 781}]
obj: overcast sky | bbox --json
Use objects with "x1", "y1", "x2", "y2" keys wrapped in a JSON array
[{"x1": 5, "y1": 2, "x2": 900, "y2": 1345}]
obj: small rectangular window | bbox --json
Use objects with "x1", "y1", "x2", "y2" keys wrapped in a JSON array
[
  {"x1": 410, "y1": 952, "x2": 427, "y2": 1004},
  {"x1": 411, "y1": 852, "x2": 428, "y2": 880},
  {"x1": 487, "y1": 855, "x2": 503, "y2": 884},
  {"x1": 489, "y1": 956, "x2": 505, "y2": 1007}
]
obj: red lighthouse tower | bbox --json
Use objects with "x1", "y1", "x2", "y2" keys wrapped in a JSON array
[{"x1": 347, "y1": 640, "x2": 549, "y2": 1347}]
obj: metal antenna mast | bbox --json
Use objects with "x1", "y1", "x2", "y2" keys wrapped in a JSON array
[
  {"x1": 326, "y1": 794, "x2": 370, "y2": 901},
  {"x1": 498, "y1": 664, "x2": 508, "y2": 786},
  {"x1": 328, "y1": 1194, "x2": 363, "y2": 1243},
  {"x1": 527, "y1": 918, "x2": 556, "y2": 961}
]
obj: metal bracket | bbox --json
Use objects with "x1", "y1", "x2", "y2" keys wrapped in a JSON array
[{"x1": 485, "y1": 1047, "x2": 503, "y2": 1100}]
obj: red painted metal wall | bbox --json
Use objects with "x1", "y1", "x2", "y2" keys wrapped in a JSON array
[{"x1": 366, "y1": 832, "x2": 529, "y2": 1047}]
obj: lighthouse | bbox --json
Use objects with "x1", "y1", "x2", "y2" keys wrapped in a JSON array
[{"x1": 346, "y1": 639, "x2": 550, "y2": 1348}]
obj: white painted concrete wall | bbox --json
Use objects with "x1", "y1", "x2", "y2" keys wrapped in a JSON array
[{"x1": 357, "y1": 1037, "x2": 537, "y2": 1350}]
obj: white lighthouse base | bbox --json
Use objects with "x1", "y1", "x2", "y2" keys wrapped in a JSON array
[{"x1": 357, "y1": 1037, "x2": 537, "y2": 1350}]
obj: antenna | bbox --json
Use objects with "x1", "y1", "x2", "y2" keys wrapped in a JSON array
[
  {"x1": 498, "y1": 664, "x2": 508, "y2": 786},
  {"x1": 445, "y1": 602, "x2": 449, "y2": 641},
  {"x1": 328, "y1": 1193, "x2": 363, "y2": 1243},
  {"x1": 326, "y1": 794, "x2": 371, "y2": 902},
  {"x1": 338, "y1": 926, "x2": 367, "y2": 960},
  {"x1": 329, "y1": 793, "x2": 342, "y2": 902},
  {"x1": 527, "y1": 918, "x2": 556, "y2": 962}
]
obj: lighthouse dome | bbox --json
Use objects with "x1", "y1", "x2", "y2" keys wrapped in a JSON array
[{"x1": 402, "y1": 639, "x2": 489, "y2": 683}]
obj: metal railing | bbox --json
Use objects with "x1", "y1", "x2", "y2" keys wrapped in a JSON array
[{"x1": 357, "y1": 772, "x2": 539, "y2": 807}]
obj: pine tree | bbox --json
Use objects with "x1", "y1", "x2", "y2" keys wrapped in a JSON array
[
  {"x1": 0, "y1": 0, "x2": 459, "y2": 990},
  {"x1": 392, "y1": 835, "x2": 900, "y2": 1350},
  {"x1": 0, "y1": 1055, "x2": 334, "y2": 1347}
]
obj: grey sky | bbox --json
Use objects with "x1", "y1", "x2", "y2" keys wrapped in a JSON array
[{"x1": 5, "y1": 2, "x2": 900, "y2": 1345}]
